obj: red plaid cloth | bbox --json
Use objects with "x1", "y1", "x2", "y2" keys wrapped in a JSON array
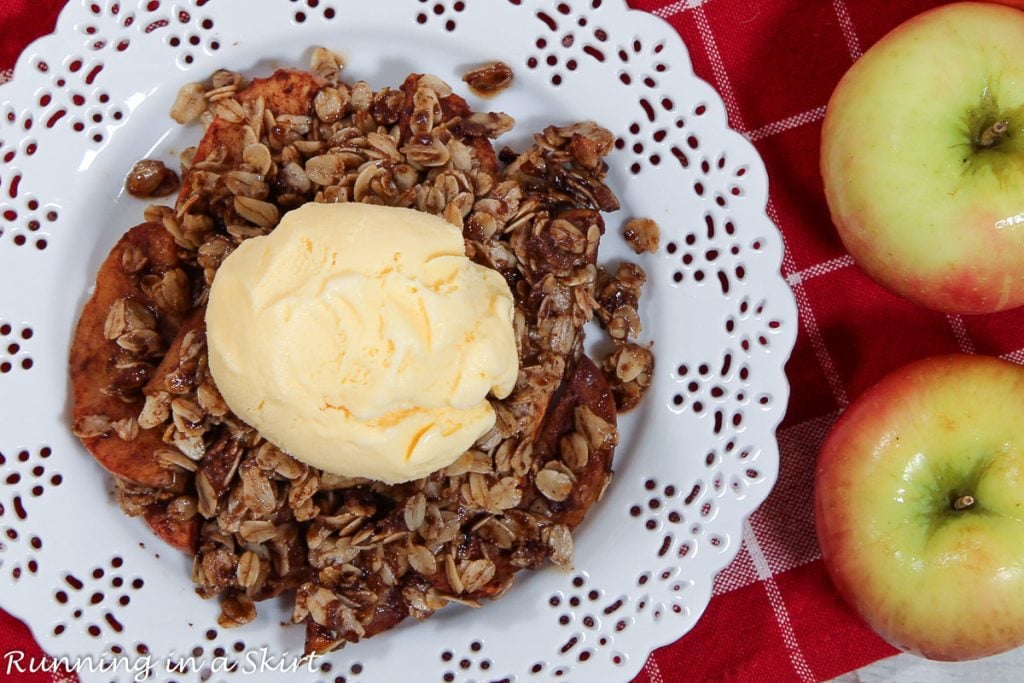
[{"x1": 8, "y1": 0, "x2": 1020, "y2": 681}]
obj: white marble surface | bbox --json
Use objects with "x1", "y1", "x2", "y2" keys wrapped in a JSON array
[{"x1": 835, "y1": 647, "x2": 1024, "y2": 682}]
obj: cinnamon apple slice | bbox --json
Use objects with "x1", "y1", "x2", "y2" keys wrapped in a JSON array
[{"x1": 70, "y1": 222, "x2": 191, "y2": 490}]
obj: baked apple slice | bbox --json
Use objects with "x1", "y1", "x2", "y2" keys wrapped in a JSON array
[{"x1": 70, "y1": 222, "x2": 191, "y2": 489}]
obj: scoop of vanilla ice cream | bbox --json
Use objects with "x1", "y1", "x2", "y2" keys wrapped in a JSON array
[{"x1": 206, "y1": 202, "x2": 519, "y2": 483}]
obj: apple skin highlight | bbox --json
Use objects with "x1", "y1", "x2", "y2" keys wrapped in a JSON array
[
  {"x1": 815, "y1": 354, "x2": 1024, "y2": 661},
  {"x1": 821, "y1": 2, "x2": 1024, "y2": 314}
]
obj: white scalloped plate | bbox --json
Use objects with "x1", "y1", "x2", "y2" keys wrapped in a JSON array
[{"x1": 0, "y1": 1, "x2": 797, "y2": 681}]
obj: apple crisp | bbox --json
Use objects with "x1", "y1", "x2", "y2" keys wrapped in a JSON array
[{"x1": 70, "y1": 50, "x2": 653, "y2": 654}]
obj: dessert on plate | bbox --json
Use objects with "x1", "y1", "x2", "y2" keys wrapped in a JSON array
[{"x1": 69, "y1": 49, "x2": 653, "y2": 654}]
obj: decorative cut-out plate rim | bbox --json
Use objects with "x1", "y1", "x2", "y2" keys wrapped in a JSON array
[{"x1": 0, "y1": 1, "x2": 798, "y2": 682}]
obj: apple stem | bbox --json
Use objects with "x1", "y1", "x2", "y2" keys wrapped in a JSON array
[
  {"x1": 953, "y1": 495, "x2": 976, "y2": 511},
  {"x1": 977, "y1": 120, "x2": 1009, "y2": 149}
]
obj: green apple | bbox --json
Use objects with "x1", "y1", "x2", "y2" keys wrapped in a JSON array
[
  {"x1": 821, "y1": 2, "x2": 1024, "y2": 314},
  {"x1": 815, "y1": 354, "x2": 1024, "y2": 660}
]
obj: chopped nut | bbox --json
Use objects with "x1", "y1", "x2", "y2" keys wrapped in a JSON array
[
  {"x1": 462, "y1": 61, "x2": 515, "y2": 97},
  {"x1": 623, "y1": 217, "x2": 661, "y2": 254},
  {"x1": 170, "y1": 82, "x2": 207, "y2": 124}
]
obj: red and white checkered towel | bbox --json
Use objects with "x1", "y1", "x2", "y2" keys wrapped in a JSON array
[{"x1": 7, "y1": 1, "x2": 1019, "y2": 681}]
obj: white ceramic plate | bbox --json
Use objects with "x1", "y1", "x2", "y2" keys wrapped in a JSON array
[{"x1": 0, "y1": 1, "x2": 797, "y2": 681}]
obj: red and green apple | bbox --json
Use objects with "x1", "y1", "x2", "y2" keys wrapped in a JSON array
[
  {"x1": 815, "y1": 354, "x2": 1024, "y2": 660},
  {"x1": 821, "y1": 2, "x2": 1024, "y2": 314}
]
